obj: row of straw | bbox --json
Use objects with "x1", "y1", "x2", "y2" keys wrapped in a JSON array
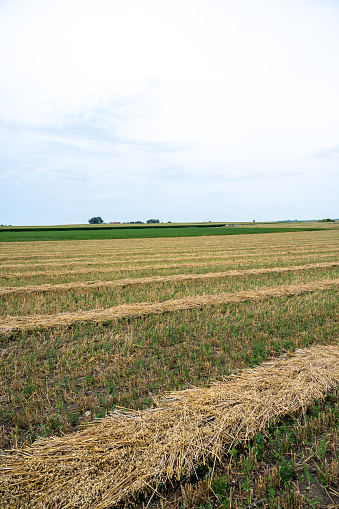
[
  {"x1": 1, "y1": 345, "x2": 339, "y2": 508},
  {"x1": 1, "y1": 278, "x2": 339, "y2": 336},
  {"x1": 1, "y1": 245, "x2": 337, "y2": 270},
  {"x1": 1, "y1": 261, "x2": 338, "y2": 296},
  {"x1": 1, "y1": 251, "x2": 337, "y2": 281}
]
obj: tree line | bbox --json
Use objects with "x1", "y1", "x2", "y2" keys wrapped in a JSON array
[{"x1": 88, "y1": 217, "x2": 160, "y2": 224}]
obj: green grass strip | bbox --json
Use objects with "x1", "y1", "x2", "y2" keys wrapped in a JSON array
[{"x1": 0, "y1": 226, "x2": 327, "y2": 242}]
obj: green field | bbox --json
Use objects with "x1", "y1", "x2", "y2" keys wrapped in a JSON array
[{"x1": 0, "y1": 225, "x2": 329, "y2": 242}]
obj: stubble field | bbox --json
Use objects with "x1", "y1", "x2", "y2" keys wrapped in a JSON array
[{"x1": 1, "y1": 229, "x2": 339, "y2": 508}]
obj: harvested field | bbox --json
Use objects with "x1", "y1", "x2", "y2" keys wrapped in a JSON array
[
  {"x1": 1, "y1": 345, "x2": 339, "y2": 508},
  {"x1": 1, "y1": 246, "x2": 338, "y2": 270},
  {"x1": 1, "y1": 228, "x2": 339, "y2": 507},
  {"x1": 1, "y1": 261, "x2": 338, "y2": 297},
  {"x1": 1, "y1": 278, "x2": 339, "y2": 334},
  {"x1": 1, "y1": 252, "x2": 339, "y2": 290},
  {"x1": 0, "y1": 229, "x2": 336, "y2": 259}
]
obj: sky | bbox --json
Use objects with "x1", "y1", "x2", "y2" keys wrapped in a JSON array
[{"x1": 0, "y1": 0, "x2": 338, "y2": 225}]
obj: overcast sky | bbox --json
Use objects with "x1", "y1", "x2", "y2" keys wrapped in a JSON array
[{"x1": 0, "y1": 0, "x2": 338, "y2": 225}]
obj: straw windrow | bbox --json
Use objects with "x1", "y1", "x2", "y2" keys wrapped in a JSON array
[
  {"x1": 1, "y1": 252, "x2": 337, "y2": 281},
  {"x1": 1, "y1": 345, "x2": 339, "y2": 508},
  {"x1": 1, "y1": 261, "x2": 338, "y2": 297},
  {"x1": 1, "y1": 278, "x2": 339, "y2": 335},
  {"x1": 1, "y1": 246, "x2": 338, "y2": 270}
]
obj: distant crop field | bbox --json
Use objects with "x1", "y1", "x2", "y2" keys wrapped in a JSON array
[
  {"x1": 1, "y1": 228, "x2": 339, "y2": 507},
  {"x1": 0, "y1": 224, "x2": 330, "y2": 242}
]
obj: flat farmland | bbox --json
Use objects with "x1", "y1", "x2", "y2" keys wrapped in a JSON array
[
  {"x1": 0, "y1": 223, "x2": 332, "y2": 242},
  {"x1": 1, "y1": 229, "x2": 339, "y2": 508}
]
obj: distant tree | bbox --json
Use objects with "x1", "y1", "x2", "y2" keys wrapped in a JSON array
[
  {"x1": 146, "y1": 219, "x2": 160, "y2": 223},
  {"x1": 88, "y1": 217, "x2": 104, "y2": 224}
]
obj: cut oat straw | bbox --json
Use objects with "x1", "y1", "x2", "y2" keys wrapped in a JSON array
[
  {"x1": 1, "y1": 278, "x2": 338, "y2": 335},
  {"x1": 0, "y1": 261, "x2": 338, "y2": 297},
  {"x1": 1, "y1": 246, "x2": 338, "y2": 270},
  {"x1": 1, "y1": 345, "x2": 339, "y2": 508},
  {"x1": 1, "y1": 253, "x2": 338, "y2": 284}
]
